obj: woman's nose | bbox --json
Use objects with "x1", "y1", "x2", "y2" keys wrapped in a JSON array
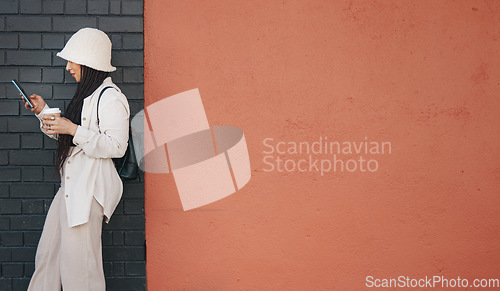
[{"x1": 65, "y1": 61, "x2": 71, "y2": 71}]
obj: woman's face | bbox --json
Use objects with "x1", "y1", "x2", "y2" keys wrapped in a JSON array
[{"x1": 66, "y1": 61, "x2": 81, "y2": 82}]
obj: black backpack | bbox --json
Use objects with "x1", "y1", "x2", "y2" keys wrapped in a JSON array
[{"x1": 96, "y1": 86, "x2": 139, "y2": 181}]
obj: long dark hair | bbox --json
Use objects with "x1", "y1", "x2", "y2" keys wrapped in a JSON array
[{"x1": 56, "y1": 65, "x2": 109, "y2": 171}]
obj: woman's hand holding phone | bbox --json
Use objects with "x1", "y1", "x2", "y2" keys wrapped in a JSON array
[{"x1": 21, "y1": 93, "x2": 46, "y2": 115}]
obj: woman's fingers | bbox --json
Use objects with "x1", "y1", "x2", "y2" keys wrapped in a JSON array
[
  {"x1": 42, "y1": 116, "x2": 57, "y2": 125},
  {"x1": 20, "y1": 93, "x2": 30, "y2": 109}
]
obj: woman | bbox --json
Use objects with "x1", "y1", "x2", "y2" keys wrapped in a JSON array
[{"x1": 22, "y1": 27, "x2": 130, "y2": 291}]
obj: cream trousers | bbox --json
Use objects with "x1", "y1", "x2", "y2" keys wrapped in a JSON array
[{"x1": 27, "y1": 187, "x2": 106, "y2": 291}]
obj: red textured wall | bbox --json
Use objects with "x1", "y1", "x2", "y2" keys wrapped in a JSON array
[{"x1": 144, "y1": 1, "x2": 500, "y2": 289}]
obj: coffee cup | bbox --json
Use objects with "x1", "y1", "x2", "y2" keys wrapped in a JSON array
[{"x1": 42, "y1": 108, "x2": 61, "y2": 119}]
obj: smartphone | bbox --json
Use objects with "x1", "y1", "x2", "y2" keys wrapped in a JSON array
[{"x1": 11, "y1": 79, "x2": 34, "y2": 108}]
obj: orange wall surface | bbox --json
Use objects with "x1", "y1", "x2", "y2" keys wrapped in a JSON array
[{"x1": 144, "y1": 1, "x2": 500, "y2": 289}]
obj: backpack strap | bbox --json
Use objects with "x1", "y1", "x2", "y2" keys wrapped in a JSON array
[{"x1": 96, "y1": 86, "x2": 115, "y2": 133}]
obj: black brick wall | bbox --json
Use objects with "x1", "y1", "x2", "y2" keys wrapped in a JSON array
[{"x1": 0, "y1": 1, "x2": 145, "y2": 290}]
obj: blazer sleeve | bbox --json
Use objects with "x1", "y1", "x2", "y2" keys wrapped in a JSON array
[
  {"x1": 35, "y1": 104, "x2": 59, "y2": 140},
  {"x1": 72, "y1": 90, "x2": 130, "y2": 159}
]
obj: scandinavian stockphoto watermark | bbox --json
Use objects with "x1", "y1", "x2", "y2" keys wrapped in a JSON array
[
  {"x1": 365, "y1": 275, "x2": 500, "y2": 288},
  {"x1": 262, "y1": 136, "x2": 391, "y2": 175}
]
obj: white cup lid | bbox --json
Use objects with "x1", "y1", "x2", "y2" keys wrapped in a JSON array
[{"x1": 43, "y1": 108, "x2": 61, "y2": 114}]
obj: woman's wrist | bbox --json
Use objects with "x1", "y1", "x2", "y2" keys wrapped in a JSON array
[{"x1": 70, "y1": 124, "x2": 78, "y2": 136}]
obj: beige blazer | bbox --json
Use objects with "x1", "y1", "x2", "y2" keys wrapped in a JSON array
[{"x1": 36, "y1": 77, "x2": 130, "y2": 227}]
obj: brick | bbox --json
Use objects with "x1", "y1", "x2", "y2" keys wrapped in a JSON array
[
  {"x1": 42, "y1": 67, "x2": 64, "y2": 83},
  {"x1": 42, "y1": 0, "x2": 64, "y2": 14},
  {"x1": 0, "y1": 134, "x2": 20, "y2": 149},
  {"x1": 0, "y1": 33, "x2": 18, "y2": 49},
  {"x1": 0, "y1": 151, "x2": 8, "y2": 166},
  {"x1": 122, "y1": 182, "x2": 143, "y2": 198},
  {"x1": 19, "y1": 104, "x2": 38, "y2": 116},
  {"x1": 23, "y1": 231, "x2": 41, "y2": 246},
  {"x1": 103, "y1": 262, "x2": 112, "y2": 277},
  {"x1": 119, "y1": 84, "x2": 143, "y2": 100},
  {"x1": 24, "y1": 262, "x2": 35, "y2": 277},
  {"x1": 7, "y1": 117, "x2": 40, "y2": 132},
  {"x1": 21, "y1": 134, "x2": 43, "y2": 149},
  {"x1": 122, "y1": 0, "x2": 143, "y2": 15},
  {"x1": 129, "y1": 100, "x2": 144, "y2": 117},
  {"x1": 10, "y1": 216, "x2": 45, "y2": 230},
  {"x1": 124, "y1": 231, "x2": 144, "y2": 246},
  {"x1": 124, "y1": 200, "x2": 143, "y2": 214},
  {"x1": 10, "y1": 183, "x2": 54, "y2": 198},
  {"x1": 0, "y1": 247, "x2": 12, "y2": 261},
  {"x1": 112, "y1": 231, "x2": 124, "y2": 245},
  {"x1": 22, "y1": 167, "x2": 43, "y2": 182},
  {"x1": 64, "y1": 73, "x2": 78, "y2": 84},
  {"x1": 5, "y1": 16, "x2": 51, "y2": 32},
  {"x1": 0, "y1": 183, "x2": 8, "y2": 197},
  {"x1": 20, "y1": 0, "x2": 42, "y2": 14},
  {"x1": 110, "y1": 0, "x2": 121, "y2": 15},
  {"x1": 43, "y1": 136, "x2": 58, "y2": 150},
  {"x1": 106, "y1": 278, "x2": 145, "y2": 291},
  {"x1": 111, "y1": 34, "x2": 122, "y2": 49},
  {"x1": 42, "y1": 33, "x2": 64, "y2": 49},
  {"x1": 109, "y1": 68, "x2": 123, "y2": 83},
  {"x1": 102, "y1": 246, "x2": 145, "y2": 261},
  {"x1": 22, "y1": 200, "x2": 44, "y2": 214},
  {"x1": 0, "y1": 200, "x2": 22, "y2": 214},
  {"x1": 0, "y1": 101, "x2": 19, "y2": 116},
  {"x1": 53, "y1": 17, "x2": 97, "y2": 32},
  {"x1": 19, "y1": 33, "x2": 41, "y2": 49},
  {"x1": 123, "y1": 68, "x2": 143, "y2": 83},
  {"x1": 0, "y1": 67, "x2": 18, "y2": 82},
  {"x1": 0, "y1": 0, "x2": 18, "y2": 14},
  {"x1": 5, "y1": 84, "x2": 21, "y2": 100},
  {"x1": 0, "y1": 279, "x2": 12, "y2": 290},
  {"x1": 0, "y1": 167, "x2": 21, "y2": 182},
  {"x1": 88, "y1": 0, "x2": 109, "y2": 14},
  {"x1": 113, "y1": 262, "x2": 124, "y2": 276},
  {"x1": 43, "y1": 166, "x2": 60, "y2": 182},
  {"x1": 6, "y1": 51, "x2": 51, "y2": 66},
  {"x1": 43, "y1": 199, "x2": 52, "y2": 213},
  {"x1": 102, "y1": 231, "x2": 112, "y2": 246},
  {"x1": 0, "y1": 84, "x2": 6, "y2": 99},
  {"x1": 0, "y1": 216, "x2": 10, "y2": 229},
  {"x1": 52, "y1": 51, "x2": 67, "y2": 66},
  {"x1": 53, "y1": 84, "x2": 76, "y2": 99},
  {"x1": 99, "y1": 17, "x2": 143, "y2": 33},
  {"x1": 9, "y1": 83, "x2": 52, "y2": 99},
  {"x1": 113, "y1": 200, "x2": 123, "y2": 214},
  {"x1": 122, "y1": 34, "x2": 143, "y2": 49},
  {"x1": 65, "y1": 0, "x2": 86, "y2": 14},
  {"x1": 12, "y1": 278, "x2": 30, "y2": 290},
  {"x1": 2, "y1": 263, "x2": 23, "y2": 277},
  {"x1": 11, "y1": 247, "x2": 35, "y2": 261},
  {"x1": 0, "y1": 17, "x2": 4, "y2": 31},
  {"x1": 19, "y1": 68, "x2": 42, "y2": 82},
  {"x1": 104, "y1": 215, "x2": 144, "y2": 230},
  {"x1": 1, "y1": 232, "x2": 23, "y2": 246},
  {"x1": 125, "y1": 261, "x2": 145, "y2": 276}
]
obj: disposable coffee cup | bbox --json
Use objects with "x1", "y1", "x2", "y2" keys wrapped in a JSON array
[{"x1": 42, "y1": 108, "x2": 61, "y2": 118}]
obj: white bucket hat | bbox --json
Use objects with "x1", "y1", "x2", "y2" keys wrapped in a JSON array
[{"x1": 57, "y1": 27, "x2": 116, "y2": 72}]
